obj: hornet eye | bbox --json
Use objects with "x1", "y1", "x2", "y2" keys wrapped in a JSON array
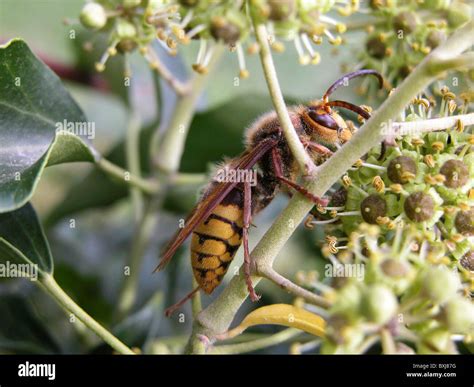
[{"x1": 308, "y1": 110, "x2": 340, "y2": 131}]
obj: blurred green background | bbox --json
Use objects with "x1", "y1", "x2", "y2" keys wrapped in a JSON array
[{"x1": 0, "y1": 0, "x2": 369, "y2": 354}]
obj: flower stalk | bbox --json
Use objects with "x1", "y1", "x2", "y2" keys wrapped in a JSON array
[
  {"x1": 253, "y1": 22, "x2": 317, "y2": 176},
  {"x1": 40, "y1": 274, "x2": 134, "y2": 355}
]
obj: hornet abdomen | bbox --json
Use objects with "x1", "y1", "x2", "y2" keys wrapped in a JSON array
[{"x1": 191, "y1": 188, "x2": 243, "y2": 294}]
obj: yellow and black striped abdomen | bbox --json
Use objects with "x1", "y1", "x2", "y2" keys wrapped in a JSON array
[{"x1": 191, "y1": 203, "x2": 243, "y2": 294}]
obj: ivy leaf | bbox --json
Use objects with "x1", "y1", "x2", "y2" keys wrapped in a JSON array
[
  {"x1": 217, "y1": 304, "x2": 326, "y2": 340},
  {"x1": 0, "y1": 39, "x2": 96, "y2": 213},
  {"x1": 0, "y1": 202, "x2": 53, "y2": 275},
  {"x1": 44, "y1": 123, "x2": 155, "y2": 225},
  {"x1": 0, "y1": 294, "x2": 61, "y2": 354}
]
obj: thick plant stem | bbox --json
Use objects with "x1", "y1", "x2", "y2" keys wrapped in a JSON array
[
  {"x1": 125, "y1": 111, "x2": 144, "y2": 222},
  {"x1": 209, "y1": 328, "x2": 301, "y2": 354},
  {"x1": 153, "y1": 45, "x2": 224, "y2": 176},
  {"x1": 96, "y1": 158, "x2": 159, "y2": 194},
  {"x1": 186, "y1": 21, "x2": 474, "y2": 350},
  {"x1": 253, "y1": 23, "x2": 316, "y2": 176},
  {"x1": 259, "y1": 267, "x2": 331, "y2": 308},
  {"x1": 116, "y1": 197, "x2": 163, "y2": 319},
  {"x1": 392, "y1": 113, "x2": 474, "y2": 136},
  {"x1": 380, "y1": 329, "x2": 396, "y2": 354},
  {"x1": 184, "y1": 325, "x2": 207, "y2": 354},
  {"x1": 40, "y1": 274, "x2": 134, "y2": 355},
  {"x1": 191, "y1": 276, "x2": 202, "y2": 318}
]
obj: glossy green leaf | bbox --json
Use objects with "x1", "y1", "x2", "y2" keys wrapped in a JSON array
[
  {"x1": 0, "y1": 39, "x2": 96, "y2": 213},
  {"x1": 0, "y1": 294, "x2": 61, "y2": 354},
  {"x1": 0, "y1": 203, "x2": 53, "y2": 274}
]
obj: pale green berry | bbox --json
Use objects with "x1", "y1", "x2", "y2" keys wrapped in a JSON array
[
  {"x1": 80, "y1": 3, "x2": 107, "y2": 30},
  {"x1": 360, "y1": 284, "x2": 398, "y2": 325},
  {"x1": 422, "y1": 266, "x2": 460, "y2": 304},
  {"x1": 331, "y1": 283, "x2": 362, "y2": 321},
  {"x1": 116, "y1": 20, "x2": 137, "y2": 39},
  {"x1": 442, "y1": 298, "x2": 474, "y2": 334}
]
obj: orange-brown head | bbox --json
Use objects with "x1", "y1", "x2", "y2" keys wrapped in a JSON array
[
  {"x1": 302, "y1": 101, "x2": 352, "y2": 144},
  {"x1": 301, "y1": 69, "x2": 384, "y2": 146}
]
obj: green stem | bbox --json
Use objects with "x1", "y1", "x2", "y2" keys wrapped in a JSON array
[
  {"x1": 40, "y1": 274, "x2": 134, "y2": 355},
  {"x1": 172, "y1": 173, "x2": 207, "y2": 185},
  {"x1": 125, "y1": 111, "x2": 144, "y2": 222},
  {"x1": 152, "y1": 45, "x2": 224, "y2": 176},
  {"x1": 427, "y1": 50, "x2": 474, "y2": 74},
  {"x1": 184, "y1": 324, "x2": 207, "y2": 354},
  {"x1": 260, "y1": 266, "x2": 331, "y2": 308},
  {"x1": 209, "y1": 328, "x2": 301, "y2": 354},
  {"x1": 191, "y1": 276, "x2": 202, "y2": 318},
  {"x1": 116, "y1": 197, "x2": 163, "y2": 319},
  {"x1": 186, "y1": 21, "x2": 474, "y2": 346},
  {"x1": 380, "y1": 329, "x2": 396, "y2": 354},
  {"x1": 96, "y1": 158, "x2": 159, "y2": 194},
  {"x1": 253, "y1": 23, "x2": 316, "y2": 176},
  {"x1": 392, "y1": 113, "x2": 474, "y2": 136}
]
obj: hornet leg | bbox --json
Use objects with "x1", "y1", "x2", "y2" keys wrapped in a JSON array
[
  {"x1": 299, "y1": 137, "x2": 334, "y2": 155},
  {"x1": 164, "y1": 286, "x2": 200, "y2": 317},
  {"x1": 243, "y1": 180, "x2": 260, "y2": 302},
  {"x1": 271, "y1": 148, "x2": 329, "y2": 206}
]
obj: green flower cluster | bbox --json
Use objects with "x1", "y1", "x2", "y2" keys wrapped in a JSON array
[
  {"x1": 75, "y1": 0, "x2": 357, "y2": 79},
  {"x1": 75, "y1": 1, "x2": 472, "y2": 84},
  {"x1": 316, "y1": 224, "x2": 474, "y2": 354},
  {"x1": 299, "y1": 88, "x2": 474, "y2": 354},
  {"x1": 309, "y1": 89, "x2": 473, "y2": 263},
  {"x1": 359, "y1": 0, "x2": 472, "y2": 90}
]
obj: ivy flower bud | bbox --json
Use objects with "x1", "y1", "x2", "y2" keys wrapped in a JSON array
[
  {"x1": 331, "y1": 283, "x2": 362, "y2": 321},
  {"x1": 455, "y1": 208, "x2": 474, "y2": 236},
  {"x1": 393, "y1": 11, "x2": 418, "y2": 35},
  {"x1": 387, "y1": 156, "x2": 417, "y2": 184},
  {"x1": 404, "y1": 192, "x2": 435, "y2": 222},
  {"x1": 366, "y1": 36, "x2": 387, "y2": 59},
  {"x1": 210, "y1": 16, "x2": 241, "y2": 45},
  {"x1": 360, "y1": 194, "x2": 387, "y2": 224},
  {"x1": 267, "y1": 0, "x2": 296, "y2": 21},
  {"x1": 360, "y1": 284, "x2": 397, "y2": 325},
  {"x1": 422, "y1": 266, "x2": 460, "y2": 304},
  {"x1": 117, "y1": 39, "x2": 138, "y2": 53},
  {"x1": 441, "y1": 298, "x2": 474, "y2": 334},
  {"x1": 426, "y1": 29, "x2": 446, "y2": 49},
  {"x1": 80, "y1": 3, "x2": 107, "y2": 30},
  {"x1": 460, "y1": 250, "x2": 474, "y2": 271},
  {"x1": 381, "y1": 259, "x2": 409, "y2": 278},
  {"x1": 116, "y1": 20, "x2": 137, "y2": 39},
  {"x1": 440, "y1": 159, "x2": 469, "y2": 188},
  {"x1": 447, "y1": 2, "x2": 472, "y2": 28}
]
